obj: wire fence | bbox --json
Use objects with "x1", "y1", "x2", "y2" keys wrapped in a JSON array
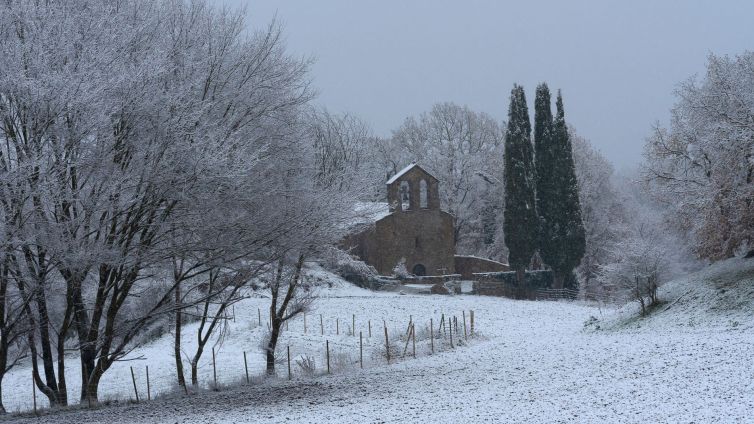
[{"x1": 12, "y1": 309, "x2": 480, "y2": 417}]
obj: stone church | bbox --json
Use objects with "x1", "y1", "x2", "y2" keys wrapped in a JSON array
[{"x1": 345, "y1": 163, "x2": 508, "y2": 278}]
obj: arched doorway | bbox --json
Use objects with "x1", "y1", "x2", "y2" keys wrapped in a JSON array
[{"x1": 412, "y1": 263, "x2": 427, "y2": 276}]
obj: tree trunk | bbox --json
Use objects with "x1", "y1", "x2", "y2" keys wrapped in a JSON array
[
  {"x1": 55, "y1": 303, "x2": 72, "y2": 406},
  {"x1": 0, "y1": 340, "x2": 6, "y2": 414},
  {"x1": 174, "y1": 280, "x2": 186, "y2": 389},
  {"x1": 74, "y1": 295, "x2": 97, "y2": 404},
  {"x1": 83, "y1": 370, "x2": 100, "y2": 405},
  {"x1": 265, "y1": 317, "x2": 281, "y2": 375},
  {"x1": 33, "y1": 285, "x2": 61, "y2": 402},
  {"x1": 0, "y1": 378, "x2": 5, "y2": 414},
  {"x1": 191, "y1": 356, "x2": 200, "y2": 387},
  {"x1": 55, "y1": 333, "x2": 68, "y2": 406}
]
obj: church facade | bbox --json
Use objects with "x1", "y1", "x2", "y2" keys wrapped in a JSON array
[{"x1": 345, "y1": 163, "x2": 508, "y2": 277}]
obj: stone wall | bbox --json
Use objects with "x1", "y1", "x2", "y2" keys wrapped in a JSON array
[
  {"x1": 472, "y1": 270, "x2": 577, "y2": 299},
  {"x1": 454, "y1": 255, "x2": 509, "y2": 279},
  {"x1": 372, "y1": 208, "x2": 455, "y2": 275}
]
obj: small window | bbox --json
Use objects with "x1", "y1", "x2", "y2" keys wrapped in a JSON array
[
  {"x1": 412, "y1": 264, "x2": 426, "y2": 276},
  {"x1": 419, "y1": 179, "x2": 428, "y2": 208},
  {"x1": 400, "y1": 181, "x2": 410, "y2": 210}
]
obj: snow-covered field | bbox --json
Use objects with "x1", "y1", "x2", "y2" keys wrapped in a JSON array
[{"x1": 3, "y1": 259, "x2": 754, "y2": 423}]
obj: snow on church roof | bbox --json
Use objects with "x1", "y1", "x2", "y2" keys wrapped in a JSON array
[{"x1": 385, "y1": 163, "x2": 437, "y2": 185}]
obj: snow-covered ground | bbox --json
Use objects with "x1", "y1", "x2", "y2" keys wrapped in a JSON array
[{"x1": 3, "y1": 258, "x2": 754, "y2": 423}]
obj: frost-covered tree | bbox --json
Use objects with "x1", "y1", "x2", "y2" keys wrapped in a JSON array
[
  {"x1": 309, "y1": 109, "x2": 381, "y2": 194},
  {"x1": 570, "y1": 128, "x2": 625, "y2": 295},
  {"x1": 503, "y1": 85, "x2": 538, "y2": 284},
  {"x1": 597, "y1": 174, "x2": 687, "y2": 311},
  {"x1": 644, "y1": 52, "x2": 754, "y2": 260},
  {"x1": 0, "y1": 0, "x2": 336, "y2": 404}
]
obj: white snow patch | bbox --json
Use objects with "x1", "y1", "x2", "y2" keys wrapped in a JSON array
[{"x1": 5, "y1": 259, "x2": 754, "y2": 423}]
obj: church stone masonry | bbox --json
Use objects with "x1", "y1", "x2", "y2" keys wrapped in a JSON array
[
  {"x1": 344, "y1": 163, "x2": 509, "y2": 278},
  {"x1": 344, "y1": 164, "x2": 455, "y2": 276}
]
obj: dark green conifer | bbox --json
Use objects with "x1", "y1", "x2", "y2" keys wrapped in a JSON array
[
  {"x1": 533, "y1": 83, "x2": 557, "y2": 272},
  {"x1": 503, "y1": 85, "x2": 538, "y2": 285},
  {"x1": 545, "y1": 91, "x2": 586, "y2": 289}
]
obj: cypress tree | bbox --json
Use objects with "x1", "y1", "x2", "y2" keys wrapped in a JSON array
[
  {"x1": 533, "y1": 83, "x2": 557, "y2": 272},
  {"x1": 545, "y1": 91, "x2": 586, "y2": 289},
  {"x1": 503, "y1": 85, "x2": 538, "y2": 286}
]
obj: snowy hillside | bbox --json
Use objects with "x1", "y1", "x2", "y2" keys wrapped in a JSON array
[
  {"x1": 5, "y1": 259, "x2": 754, "y2": 423},
  {"x1": 596, "y1": 256, "x2": 754, "y2": 331}
]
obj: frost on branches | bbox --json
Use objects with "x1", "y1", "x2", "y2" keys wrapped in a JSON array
[{"x1": 644, "y1": 53, "x2": 754, "y2": 260}]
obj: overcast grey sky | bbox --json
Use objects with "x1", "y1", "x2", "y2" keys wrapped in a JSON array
[{"x1": 225, "y1": 0, "x2": 754, "y2": 167}]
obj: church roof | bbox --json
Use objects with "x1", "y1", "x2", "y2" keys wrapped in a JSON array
[{"x1": 385, "y1": 163, "x2": 438, "y2": 185}]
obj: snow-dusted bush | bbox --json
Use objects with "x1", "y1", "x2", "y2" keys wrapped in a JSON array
[
  {"x1": 598, "y1": 227, "x2": 670, "y2": 314},
  {"x1": 392, "y1": 258, "x2": 411, "y2": 279},
  {"x1": 295, "y1": 355, "x2": 317, "y2": 377},
  {"x1": 321, "y1": 247, "x2": 377, "y2": 288},
  {"x1": 596, "y1": 176, "x2": 688, "y2": 314}
]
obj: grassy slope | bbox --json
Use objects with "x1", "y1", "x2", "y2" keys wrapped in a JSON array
[{"x1": 599, "y1": 256, "x2": 754, "y2": 331}]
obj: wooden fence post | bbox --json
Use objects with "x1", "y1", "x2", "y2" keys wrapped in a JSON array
[
  {"x1": 368, "y1": 320, "x2": 372, "y2": 338},
  {"x1": 287, "y1": 345, "x2": 292, "y2": 380},
  {"x1": 411, "y1": 323, "x2": 416, "y2": 358},
  {"x1": 326, "y1": 340, "x2": 330, "y2": 374},
  {"x1": 449, "y1": 317, "x2": 454, "y2": 348},
  {"x1": 463, "y1": 311, "x2": 469, "y2": 340},
  {"x1": 232, "y1": 305, "x2": 236, "y2": 323},
  {"x1": 336, "y1": 318, "x2": 339, "y2": 335},
  {"x1": 402, "y1": 324, "x2": 412, "y2": 357},
  {"x1": 430, "y1": 318, "x2": 434, "y2": 354},
  {"x1": 244, "y1": 351, "x2": 249, "y2": 384},
  {"x1": 470, "y1": 310, "x2": 475, "y2": 335},
  {"x1": 146, "y1": 365, "x2": 151, "y2": 401},
  {"x1": 258, "y1": 308, "x2": 261, "y2": 327},
  {"x1": 384, "y1": 325, "x2": 390, "y2": 364},
  {"x1": 352, "y1": 314, "x2": 355, "y2": 336},
  {"x1": 359, "y1": 331, "x2": 363, "y2": 368},
  {"x1": 212, "y1": 347, "x2": 217, "y2": 388},
  {"x1": 320, "y1": 314, "x2": 324, "y2": 335},
  {"x1": 304, "y1": 313, "x2": 307, "y2": 334},
  {"x1": 130, "y1": 366, "x2": 140, "y2": 403}
]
